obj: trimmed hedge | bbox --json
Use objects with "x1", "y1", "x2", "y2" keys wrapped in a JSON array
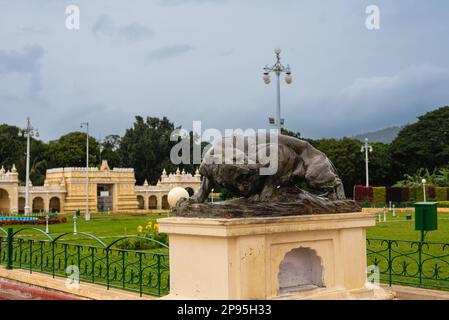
[
  {"x1": 354, "y1": 185, "x2": 373, "y2": 202},
  {"x1": 387, "y1": 187, "x2": 409, "y2": 203},
  {"x1": 372, "y1": 187, "x2": 386, "y2": 205},
  {"x1": 355, "y1": 185, "x2": 449, "y2": 203},
  {"x1": 435, "y1": 187, "x2": 449, "y2": 201}
]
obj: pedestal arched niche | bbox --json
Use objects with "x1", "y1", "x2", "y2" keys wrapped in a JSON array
[
  {"x1": 0, "y1": 188, "x2": 10, "y2": 213},
  {"x1": 277, "y1": 247, "x2": 324, "y2": 295}
]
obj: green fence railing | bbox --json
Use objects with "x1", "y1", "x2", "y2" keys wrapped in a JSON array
[
  {"x1": 0, "y1": 227, "x2": 169, "y2": 297},
  {"x1": 367, "y1": 238, "x2": 449, "y2": 290}
]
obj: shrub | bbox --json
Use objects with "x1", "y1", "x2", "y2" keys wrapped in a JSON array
[
  {"x1": 372, "y1": 187, "x2": 386, "y2": 205},
  {"x1": 408, "y1": 187, "x2": 417, "y2": 202},
  {"x1": 427, "y1": 186, "x2": 436, "y2": 201},
  {"x1": 354, "y1": 185, "x2": 373, "y2": 202},
  {"x1": 435, "y1": 187, "x2": 448, "y2": 202},
  {"x1": 387, "y1": 187, "x2": 411, "y2": 203},
  {"x1": 116, "y1": 219, "x2": 168, "y2": 250},
  {"x1": 439, "y1": 201, "x2": 449, "y2": 207}
]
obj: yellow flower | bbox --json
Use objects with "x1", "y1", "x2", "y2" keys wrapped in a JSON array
[
  {"x1": 137, "y1": 225, "x2": 143, "y2": 233},
  {"x1": 146, "y1": 221, "x2": 152, "y2": 228},
  {"x1": 154, "y1": 223, "x2": 159, "y2": 232},
  {"x1": 145, "y1": 224, "x2": 152, "y2": 231}
]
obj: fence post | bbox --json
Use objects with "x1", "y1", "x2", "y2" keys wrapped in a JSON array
[
  {"x1": 388, "y1": 240, "x2": 392, "y2": 286},
  {"x1": 6, "y1": 227, "x2": 13, "y2": 270},
  {"x1": 106, "y1": 248, "x2": 110, "y2": 290},
  {"x1": 157, "y1": 255, "x2": 161, "y2": 296}
]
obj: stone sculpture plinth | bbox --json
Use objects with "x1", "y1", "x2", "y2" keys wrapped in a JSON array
[{"x1": 158, "y1": 212, "x2": 393, "y2": 300}]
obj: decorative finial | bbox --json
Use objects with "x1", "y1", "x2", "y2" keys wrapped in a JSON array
[
  {"x1": 100, "y1": 160, "x2": 110, "y2": 171},
  {"x1": 0, "y1": 166, "x2": 5, "y2": 174},
  {"x1": 181, "y1": 169, "x2": 186, "y2": 175},
  {"x1": 144, "y1": 179, "x2": 149, "y2": 186},
  {"x1": 11, "y1": 164, "x2": 17, "y2": 173},
  {"x1": 176, "y1": 167, "x2": 181, "y2": 175}
]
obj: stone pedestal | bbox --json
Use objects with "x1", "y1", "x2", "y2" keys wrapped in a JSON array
[{"x1": 158, "y1": 212, "x2": 393, "y2": 300}]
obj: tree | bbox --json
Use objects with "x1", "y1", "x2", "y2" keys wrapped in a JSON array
[
  {"x1": 100, "y1": 135, "x2": 122, "y2": 168},
  {"x1": 391, "y1": 106, "x2": 449, "y2": 181},
  {"x1": 281, "y1": 128, "x2": 301, "y2": 139},
  {"x1": 46, "y1": 132, "x2": 99, "y2": 168},
  {"x1": 119, "y1": 116, "x2": 179, "y2": 185},
  {"x1": 0, "y1": 124, "x2": 48, "y2": 184},
  {"x1": 310, "y1": 138, "x2": 364, "y2": 196},
  {"x1": 367, "y1": 142, "x2": 394, "y2": 187}
]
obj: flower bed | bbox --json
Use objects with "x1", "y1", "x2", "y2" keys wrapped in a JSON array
[{"x1": 0, "y1": 217, "x2": 67, "y2": 226}]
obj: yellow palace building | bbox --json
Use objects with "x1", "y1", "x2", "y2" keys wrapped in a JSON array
[{"x1": 0, "y1": 160, "x2": 201, "y2": 214}]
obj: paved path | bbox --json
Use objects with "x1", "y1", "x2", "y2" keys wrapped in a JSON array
[{"x1": 0, "y1": 278, "x2": 83, "y2": 300}]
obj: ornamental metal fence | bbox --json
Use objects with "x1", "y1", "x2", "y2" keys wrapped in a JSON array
[
  {"x1": 367, "y1": 238, "x2": 449, "y2": 290},
  {"x1": 0, "y1": 227, "x2": 169, "y2": 297}
]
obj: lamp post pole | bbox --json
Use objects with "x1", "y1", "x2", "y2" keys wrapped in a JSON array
[
  {"x1": 81, "y1": 122, "x2": 90, "y2": 221},
  {"x1": 422, "y1": 179, "x2": 427, "y2": 202},
  {"x1": 20, "y1": 117, "x2": 38, "y2": 216},
  {"x1": 263, "y1": 48, "x2": 293, "y2": 134},
  {"x1": 361, "y1": 138, "x2": 373, "y2": 187}
]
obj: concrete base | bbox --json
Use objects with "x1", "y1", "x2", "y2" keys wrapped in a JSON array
[{"x1": 159, "y1": 212, "x2": 389, "y2": 300}]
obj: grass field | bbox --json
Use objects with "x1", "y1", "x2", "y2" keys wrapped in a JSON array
[
  {"x1": 0, "y1": 212, "x2": 169, "y2": 244},
  {"x1": 366, "y1": 210, "x2": 449, "y2": 290},
  {"x1": 0, "y1": 212, "x2": 171, "y2": 296},
  {"x1": 367, "y1": 210, "x2": 449, "y2": 242}
]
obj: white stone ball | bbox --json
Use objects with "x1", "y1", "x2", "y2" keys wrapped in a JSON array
[{"x1": 167, "y1": 187, "x2": 190, "y2": 207}]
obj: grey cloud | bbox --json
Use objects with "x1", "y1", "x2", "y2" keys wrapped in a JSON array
[
  {"x1": 157, "y1": 0, "x2": 227, "y2": 6},
  {"x1": 92, "y1": 15, "x2": 155, "y2": 43},
  {"x1": 147, "y1": 45, "x2": 194, "y2": 61},
  {"x1": 290, "y1": 64, "x2": 449, "y2": 138},
  {"x1": 0, "y1": 45, "x2": 45, "y2": 97},
  {"x1": 0, "y1": 45, "x2": 45, "y2": 74}
]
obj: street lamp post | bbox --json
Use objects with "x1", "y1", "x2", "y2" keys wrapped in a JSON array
[
  {"x1": 263, "y1": 48, "x2": 293, "y2": 134},
  {"x1": 361, "y1": 138, "x2": 373, "y2": 187},
  {"x1": 422, "y1": 179, "x2": 427, "y2": 202},
  {"x1": 19, "y1": 117, "x2": 38, "y2": 216},
  {"x1": 80, "y1": 122, "x2": 90, "y2": 221}
]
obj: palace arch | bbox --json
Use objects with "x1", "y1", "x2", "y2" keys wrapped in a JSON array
[
  {"x1": 32, "y1": 197, "x2": 44, "y2": 213},
  {"x1": 49, "y1": 197, "x2": 61, "y2": 213},
  {"x1": 149, "y1": 196, "x2": 158, "y2": 209},
  {"x1": 137, "y1": 195, "x2": 144, "y2": 209},
  {"x1": 0, "y1": 188, "x2": 10, "y2": 213}
]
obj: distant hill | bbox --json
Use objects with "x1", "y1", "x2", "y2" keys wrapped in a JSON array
[{"x1": 352, "y1": 126, "x2": 402, "y2": 144}]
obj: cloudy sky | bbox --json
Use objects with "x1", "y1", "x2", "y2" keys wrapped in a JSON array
[{"x1": 0, "y1": 0, "x2": 448, "y2": 141}]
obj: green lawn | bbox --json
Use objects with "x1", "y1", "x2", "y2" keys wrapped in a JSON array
[
  {"x1": 367, "y1": 210, "x2": 449, "y2": 242},
  {"x1": 367, "y1": 210, "x2": 449, "y2": 290},
  {"x1": 0, "y1": 212, "x2": 171, "y2": 296},
  {"x1": 1, "y1": 212, "x2": 169, "y2": 245}
]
